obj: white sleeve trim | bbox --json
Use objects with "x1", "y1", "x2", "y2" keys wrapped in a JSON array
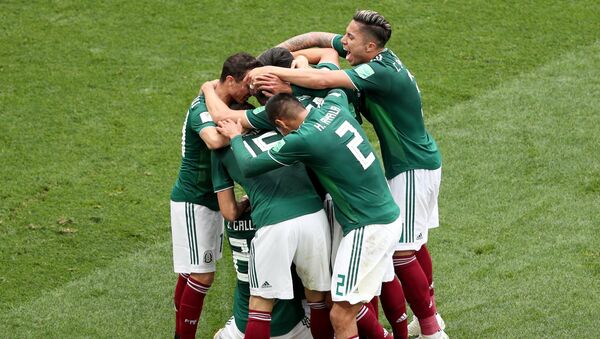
[
  {"x1": 267, "y1": 150, "x2": 291, "y2": 166},
  {"x1": 214, "y1": 185, "x2": 234, "y2": 193},
  {"x1": 244, "y1": 110, "x2": 256, "y2": 129},
  {"x1": 344, "y1": 71, "x2": 359, "y2": 90}
]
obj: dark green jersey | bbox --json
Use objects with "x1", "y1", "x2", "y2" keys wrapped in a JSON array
[
  {"x1": 225, "y1": 212, "x2": 306, "y2": 336},
  {"x1": 244, "y1": 94, "x2": 327, "y2": 130},
  {"x1": 292, "y1": 63, "x2": 361, "y2": 121},
  {"x1": 170, "y1": 94, "x2": 219, "y2": 210},
  {"x1": 212, "y1": 130, "x2": 322, "y2": 228},
  {"x1": 332, "y1": 35, "x2": 442, "y2": 178},
  {"x1": 231, "y1": 89, "x2": 399, "y2": 235}
]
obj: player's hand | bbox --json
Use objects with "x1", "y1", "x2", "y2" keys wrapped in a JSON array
[
  {"x1": 216, "y1": 119, "x2": 243, "y2": 139},
  {"x1": 238, "y1": 195, "x2": 251, "y2": 213},
  {"x1": 245, "y1": 66, "x2": 274, "y2": 87},
  {"x1": 291, "y1": 55, "x2": 309, "y2": 69},
  {"x1": 254, "y1": 74, "x2": 292, "y2": 95},
  {"x1": 200, "y1": 79, "x2": 218, "y2": 95}
]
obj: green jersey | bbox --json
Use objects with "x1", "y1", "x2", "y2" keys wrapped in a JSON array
[
  {"x1": 332, "y1": 35, "x2": 442, "y2": 179},
  {"x1": 292, "y1": 63, "x2": 361, "y2": 121},
  {"x1": 170, "y1": 94, "x2": 219, "y2": 210},
  {"x1": 212, "y1": 130, "x2": 322, "y2": 228},
  {"x1": 231, "y1": 89, "x2": 399, "y2": 235},
  {"x1": 225, "y1": 212, "x2": 306, "y2": 336}
]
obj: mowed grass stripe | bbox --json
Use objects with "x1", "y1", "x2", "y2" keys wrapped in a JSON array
[
  {"x1": 427, "y1": 42, "x2": 600, "y2": 337},
  {"x1": 2, "y1": 42, "x2": 598, "y2": 338},
  {"x1": 0, "y1": 240, "x2": 235, "y2": 338}
]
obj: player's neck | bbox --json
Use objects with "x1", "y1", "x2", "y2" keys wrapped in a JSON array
[
  {"x1": 365, "y1": 47, "x2": 385, "y2": 61},
  {"x1": 214, "y1": 83, "x2": 233, "y2": 105}
]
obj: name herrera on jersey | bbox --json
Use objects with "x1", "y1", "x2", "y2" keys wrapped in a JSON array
[
  {"x1": 312, "y1": 104, "x2": 341, "y2": 132},
  {"x1": 228, "y1": 219, "x2": 255, "y2": 231}
]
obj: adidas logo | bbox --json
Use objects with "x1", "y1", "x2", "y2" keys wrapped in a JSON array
[
  {"x1": 416, "y1": 232, "x2": 423, "y2": 240},
  {"x1": 396, "y1": 313, "x2": 408, "y2": 323},
  {"x1": 261, "y1": 281, "x2": 272, "y2": 288},
  {"x1": 184, "y1": 319, "x2": 198, "y2": 325}
]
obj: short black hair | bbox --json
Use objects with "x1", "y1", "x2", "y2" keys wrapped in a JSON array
[
  {"x1": 353, "y1": 10, "x2": 392, "y2": 48},
  {"x1": 257, "y1": 47, "x2": 294, "y2": 68},
  {"x1": 219, "y1": 52, "x2": 262, "y2": 82},
  {"x1": 265, "y1": 93, "x2": 304, "y2": 125}
]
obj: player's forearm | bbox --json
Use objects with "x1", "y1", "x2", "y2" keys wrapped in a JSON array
[
  {"x1": 202, "y1": 86, "x2": 233, "y2": 122},
  {"x1": 231, "y1": 136, "x2": 282, "y2": 177},
  {"x1": 293, "y1": 48, "x2": 339, "y2": 66},
  {"x1": 200, "y1": 127, "x2": 230, "y2": 150},
  {"x1": 277, "y1": 32, "x2": 336, "y2": 52},
  {"x1": 267, "y1": 67, "x2": 330, "y2": 89}
]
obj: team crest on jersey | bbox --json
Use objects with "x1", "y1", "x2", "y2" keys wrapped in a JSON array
[
  {"x1": 200, "y1": 111, "x2": 213, "y2": 123},
  {"x1": 203, "y1": 250, "x2": 213, "y2": 263},
  {"x1": 252, "y1": 106, "x2": 265, "y2": 115},
  {"x1": 355, "y1": 64, "x2": 375, "y2": 79},
  {"x1": 271, "y1": 139, "x2": 285, "y2": 152}
]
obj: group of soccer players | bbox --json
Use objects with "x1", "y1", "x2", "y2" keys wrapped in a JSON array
[{"x1": 170, "y1": 9, "x2": 448, "y2": 339}]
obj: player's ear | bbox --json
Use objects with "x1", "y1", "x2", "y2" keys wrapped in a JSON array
[
  {"x1": 225, "y1": 75, "x2": 236, "y2": 86},
  {"x1": 366, "y1": 40, "x2": 378, "y2": 52}
]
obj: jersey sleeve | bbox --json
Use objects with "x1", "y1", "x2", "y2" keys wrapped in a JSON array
[
  {"x1": 245, "y1": 106, "x2": 275, "y2": 130},
  {"x1": 230, "y1": 135, "x2": 285, "y2": 177},
  {"x1": 331, "y1": 34, "x2": 347, "y2": 57},
  {"x1": 189, "y1": 106, "x2": 217, "y2": 134},
  {"x1": 211, "y1": 151, "x2": 234, "y2": 192},
  {"x1": 322, "y1": 88, "x2": 350, "y2": 110},
  {"x1": 267, "y1": 132, "x2": 311, "y2": 165},
  {"x1": 344, "y1": 61, "x2": 391, "y2": 92}
]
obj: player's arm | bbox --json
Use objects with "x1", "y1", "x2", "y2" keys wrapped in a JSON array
[
  {"x1": 211, "y1": 152, "x2": 250, "y2": 221},
  {"x1": 216, "y1": 189, "x2": 250, "y2": 222},
  {"x1": 247, "y1": 66, "x2": 354, "y2": 90},
  {"x1": 216, "y1": 119, "x2": 288, "y2": 177},
  {"x1": 199, "y1": 127, "x2": 229, "y2": 150},
  {"x1": 277, "y1": 32, "x2": 337, "y2": 52},
  {"x1": 292, "y1": 48, "x2": 340, "y2": 67},
  {"x1": 200, "y1": 81, "x2": 254, "y2": 129}
]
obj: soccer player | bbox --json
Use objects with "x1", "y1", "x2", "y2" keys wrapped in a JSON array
[
  {"x1": 217, "y1": 89, "x2": 401, "y2": 339},
  {"x1": 245, "y1": 10, "x2": 447, "y2": 339},
  {"x1": 170, "y1": 52, "x2": 261, "y2": 339},
  {"x1": 209, "y1": 124, "x2": 333, "y2": 339},
  {"x1": 213, "y1": 212, "x2": 312, "y2": 339}
]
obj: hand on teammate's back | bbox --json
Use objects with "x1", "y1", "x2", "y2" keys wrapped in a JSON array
[{"x1": 216, "y1": 119, "x2": 243, "y2": 139}]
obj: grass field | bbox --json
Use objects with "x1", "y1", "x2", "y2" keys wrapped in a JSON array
[{"x1": 1, "y1": 1, "x2": 599, "y2": 338}]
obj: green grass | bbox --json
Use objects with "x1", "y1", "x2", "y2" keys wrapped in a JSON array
[{"x1": 1, "y1": 0, "x2": 599, "y2": 337}]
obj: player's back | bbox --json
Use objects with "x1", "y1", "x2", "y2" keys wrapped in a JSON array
[
  {"x1": 286, "y1": 89, "x2": 399, "y2": 234},
  {"x1": 171, "y1": 94, "x2": 218, "y2": 210},
  {"x1": 212, "y1": 130, "x2": 322, "y2": 229}
]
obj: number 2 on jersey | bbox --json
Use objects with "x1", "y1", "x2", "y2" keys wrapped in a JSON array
[{"x1": 335, "y1": 121, "x2": 375, "y2": 170}]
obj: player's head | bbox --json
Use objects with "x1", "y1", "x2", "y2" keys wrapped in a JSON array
[
  {"x1": 265, "y1": 93, "x2": 306, "y2": 135},
  {"x1": 341, "y1": 10, "x2": 392, "y2": 65},
  {"x1": 254, "y1": 47, "x2": 295, "y2": 105},
  {"x1": 257, "y1": 47, "x2": 294, "y2": 68},
  {"x1": 219, "y1": 52, "x2": 262, "y2": 104}
]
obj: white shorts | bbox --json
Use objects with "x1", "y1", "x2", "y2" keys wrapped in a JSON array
[
  {"x1": 214, "y1": 315, "x2": 312, "y2": 339},
  {"x1": 170, "y1": 201, "x2": 224, "y2": 273},
  {"x1": 331, "y1": 218, "x2": 401, "y2": 305},
  {"x1": 249, "y1": 210, "x2": 331, "y2": 299},
  {"x1": 388, "y1": 168, "x2": 441, "y2": 251}
]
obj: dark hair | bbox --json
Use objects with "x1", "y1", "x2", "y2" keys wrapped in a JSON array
[
  {"x1": 353, "y1": 10, "x2": 392, "y2": 48},
  {"x1": 257, "y1": 47, "x2": 294, "y2": 68},
  {"x1": 265, "y1": 93, "x2": 304, "y2": 125},
  {"x1": 220, "y1": 52, "x2": 262, "y2": 82}
]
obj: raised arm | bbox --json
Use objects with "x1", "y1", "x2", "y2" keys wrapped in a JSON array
[
  {"x1": 247, "y1": 66, "x2": 354, "y2": 90},
  {"x1": 200, "y1": 81, "x2": 254, "y2": 129},
  {"x1": 292, "y1": 48, "x2": 340, "y2": 67},
  {"x1": 277, "y1": 32, "x2": 337, "y2": 52}
]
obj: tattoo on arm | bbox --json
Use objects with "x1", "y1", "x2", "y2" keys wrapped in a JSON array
[{"x1": 277, "y1": 32, "x2": 337, "y2": 52}]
